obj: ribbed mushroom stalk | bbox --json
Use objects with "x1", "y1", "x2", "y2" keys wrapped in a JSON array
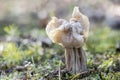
[{"x1": 46, "y1": 7, "x2": 89, "y2": 74}]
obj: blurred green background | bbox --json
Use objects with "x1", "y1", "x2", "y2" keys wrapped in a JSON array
[{"x1": 0, "y1": 0, "x2": 120, "y2": 79}]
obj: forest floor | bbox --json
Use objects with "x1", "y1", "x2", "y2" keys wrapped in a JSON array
[{"x1": 0, "y1": 25, "x2": 120, "y2": 80}]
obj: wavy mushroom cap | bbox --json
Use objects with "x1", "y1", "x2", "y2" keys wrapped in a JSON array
[
  {"x1": 46, "y1": 6, "x2": 89, "y2": 48},
  {"x1": 71, "y1": 7, "x2": 89, "y2": 42},
  {"x1": 46, "y1": 17, "x2": 68, "y2": 43}
]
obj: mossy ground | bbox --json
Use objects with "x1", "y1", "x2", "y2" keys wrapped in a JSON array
[{"x1": 0, "y1": 25, "x2": 120, "y2": 80}]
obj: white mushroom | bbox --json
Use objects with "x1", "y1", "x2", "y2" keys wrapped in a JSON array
[{"x1": 46, "y1": 6, "x2": 90, "y2": 74}]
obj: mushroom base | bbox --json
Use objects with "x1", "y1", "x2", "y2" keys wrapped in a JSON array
[{"x1": 65, "y1": 47, "x2": 87, "y2": 74}]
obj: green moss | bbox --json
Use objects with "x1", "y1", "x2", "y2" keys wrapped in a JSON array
[{"x1": 86, "y1": 27, "x2": 120, "y2": 54}]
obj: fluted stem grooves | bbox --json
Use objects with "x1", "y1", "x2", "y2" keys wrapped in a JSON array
[{"x1": 65, "y1": 48, "x2": 87, "y2": 74}]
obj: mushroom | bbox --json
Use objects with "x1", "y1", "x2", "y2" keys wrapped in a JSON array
[{"x1": 46, "y1": 6, "x2": 89, "y2": 74}]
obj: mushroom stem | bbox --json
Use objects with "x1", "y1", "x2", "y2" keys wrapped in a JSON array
[
  {"x1": 65, "y1": 47, "x2": 87, "y2": 74},
  {"x1": 65, "y1": 48, "x2": 71, "y2": 71}
]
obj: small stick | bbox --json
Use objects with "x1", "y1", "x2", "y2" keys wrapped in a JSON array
[
  {"x1": 71, "y1": 69, "x2": 96, "y2": 80},
  {"x1": 59, "y1": 61, "x2": 62, "y2": 80}
]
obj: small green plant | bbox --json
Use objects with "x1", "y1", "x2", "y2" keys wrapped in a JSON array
[
  {"x1": 2, "y1": 42, "x2": 23, "y2": 66},
  {"x1": 4, "y1": 24, "x2": 21, "y2": 37}
]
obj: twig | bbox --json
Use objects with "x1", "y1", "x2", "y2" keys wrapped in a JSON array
[
  {"x1": 45, "y1": 68, "x2": 97, "y2": 80},
  {"x1": 59, "y1": 61, "x2": 62, "y2": 80},
  {"x1": 71, "y1": 69, "x2": 96, "y2": 80}
]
